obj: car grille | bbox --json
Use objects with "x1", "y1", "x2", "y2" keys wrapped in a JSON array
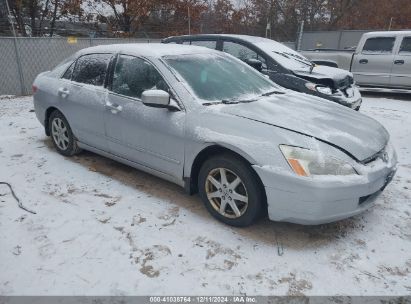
[{"x1": 336, "y1": 76, "x2": 354, "y2": 90}]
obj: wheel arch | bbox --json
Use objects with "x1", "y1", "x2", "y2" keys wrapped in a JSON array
[
  {"x1": 186, "y1": 144, "x2": 266, "y2": 202},
  {"x1": 44, "y1": 106, "x2": 61, "y2": 136}
]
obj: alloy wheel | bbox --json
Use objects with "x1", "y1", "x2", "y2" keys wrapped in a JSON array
[
  {"x1": 205, "y1": 167, "x2": 249, "y2": 219},
  {"x1": 51, "y1": 117, "x2": 69, "y2": 151}
]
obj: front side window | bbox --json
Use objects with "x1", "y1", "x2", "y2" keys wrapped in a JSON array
[
  {"x1": 399, "y1": 37, "x2": 411, "y2": 54},
  {"x1": 223, "y1": 41, "x2": 266, "y2": 68},
  {"x1": 111, "y1": 55, "x2": 168, "y2": 99},
  {"x1": 223, "y1": 41, "x2": 258, "y2": 61},
  {"x1": 191, "y1": 40, "x2": 217, "y2": 49},
  {"x1": 72, "y1": 53, "x2": 112, "y2": 86},
  {"x1": 362, "y1": 37, "x2": 395, "y2": 54},
  {"x1": 165, "y1": 53, "x2": 277, "y2": 102}
]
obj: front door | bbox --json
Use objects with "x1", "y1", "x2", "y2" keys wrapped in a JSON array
[
  {"x1": 104, "y1": 55, "x2": 185, "y2": 180},
  {"x1": 351, "y1": 36, "x2": 396, "y2": 87}
]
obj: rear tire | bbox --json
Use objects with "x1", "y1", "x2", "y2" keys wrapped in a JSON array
[
  {"x1": 198, "y1": 154, "x2": 265, "y2": 227},
  {"x1": 49, "y1": 110, "x2": 81, "y2": 156}
]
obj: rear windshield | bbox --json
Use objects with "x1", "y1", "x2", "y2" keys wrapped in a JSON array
[{"x1": 164, "y1": 53, "x2": 277, "y2": 102}]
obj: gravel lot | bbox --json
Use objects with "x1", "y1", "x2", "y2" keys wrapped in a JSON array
[{"x1": 0, "y1": 94, "x2": 410, "y2": 296}]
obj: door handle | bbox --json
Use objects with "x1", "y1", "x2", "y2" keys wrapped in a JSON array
[
  {"x1": 394, "y1": 59, "x2": 405, "y2": 65},
  {"x1": 359, "y1": 59, "x2": 368, "y2": 64},
  {"x1": 105, "y1": 101, "x2": 123, "y2": 113},
  {"x1": 58, "y1": 87, "x2": 69, "y2": 98}
]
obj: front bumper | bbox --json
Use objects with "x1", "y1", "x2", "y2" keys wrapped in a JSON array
[
  {"x1": 324, "y1": 85, "x2": 362, "y2": 110},
  {"x1": 253, "y1": 153, "x2": 397, "y2": 225}
]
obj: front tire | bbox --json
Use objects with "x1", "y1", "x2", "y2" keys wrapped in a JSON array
[
  {"x1": 49, "y1": 110, "x2": 81, "y2": 156},
  {"x1": 198, "y1": 154, "x2": 265, "y2": 227}
]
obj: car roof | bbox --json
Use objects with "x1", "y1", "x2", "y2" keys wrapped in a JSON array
[
  {"x1": 164, "y1": 34, "x2": 289, "y2": 49},
  {"x1": 76, "y1": 43, "x2": 218, "y2": 57},
  {"x1": 165, "y1": 34, "x2": 277, "y2": 43},
  {"x1": 362, "y1": 30, "x2": 411, "y2": 37}
]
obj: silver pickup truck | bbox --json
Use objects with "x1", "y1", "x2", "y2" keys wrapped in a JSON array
[{"x1": 302, "y1": 31, "x2": 411, "y2": 90}]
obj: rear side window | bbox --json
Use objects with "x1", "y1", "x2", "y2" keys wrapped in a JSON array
[
  {"x1": 362, "y1": 37, "x2": 395, "y2": 54},
  {"x1": 191, "y1": 40, "x2": 217, "y2": 49},
  {"x1": 72, "y1": 54, "x2": 112, "y2": 86},
  {"x1": 62, "y1": 62, "x2": 75, "y2": 80},
  {"x1": 111, "y1": 55, "x2": 168, "y2": 99},
  {"x1": 399, "y1": 37, "x2": 411, "y2": 54},
  {"x1": 48, "y1": 56, "x2": 75, "y2": 78}
]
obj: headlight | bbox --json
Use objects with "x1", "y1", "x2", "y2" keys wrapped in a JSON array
[
  {"x1": 305, "y1": 82, "x2": 333, "y2": 95},
  {"x1": 316, "y1": 86, "x2": 333, "y2": 95},
  {"x1": 279, "y1": 145, "x2": 357, "y2": 177}
]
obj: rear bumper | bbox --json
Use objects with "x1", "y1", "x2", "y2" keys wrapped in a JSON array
[{"x1": 253, "y1": 156, "x2": 397, "y2": 225}]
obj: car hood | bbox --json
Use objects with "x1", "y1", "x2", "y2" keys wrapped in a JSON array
[
  {"x1": 219, "y1": 93, "x2": 388, "y2": 162},
  {"x1": 293, "y1": 66, "x2": 353, "y2": 89},
  {"x1": 293, "y1": 65, "x2": 352, "y2": 81}
]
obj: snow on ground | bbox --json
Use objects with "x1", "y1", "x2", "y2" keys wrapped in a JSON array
[{"x1": 0, "y1": 94, "x2": 410, "y2": 296}]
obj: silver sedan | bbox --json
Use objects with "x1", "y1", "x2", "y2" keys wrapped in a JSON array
[{"x1": 33, "y1": 44, "x2": 397, "y2": 226}]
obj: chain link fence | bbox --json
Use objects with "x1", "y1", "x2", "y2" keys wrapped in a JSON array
[
  {"x1": 0, "y1": 37, "x2": 160, "y2": 96},
  {"x1": 300, "y1": 30, "x2": 371, "y2": 50},
  {"x1": 0, "y1": 31, "x2": 374, "y2": 96}
]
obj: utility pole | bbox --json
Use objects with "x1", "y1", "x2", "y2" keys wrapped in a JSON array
[
  {"x1": 265, "y1": 19, "x2": 271, "y2": 38},
  {"x1": 5, "y1": 0, "x2": 17, "y2": 37},
  {"x1": 388, "y1": 17, "x2": 393, "y2": 30},
  {"x1": 188, "y1": 6, "x2": 191, "y2": 35},
  {"x1": 5, "y1": 0, "x2": 26, "y2": 95},
  {"x1": 296, "y1": 20, "x2": 304, "y2": 51}
]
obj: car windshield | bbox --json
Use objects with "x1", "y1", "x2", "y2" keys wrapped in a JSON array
[
  {"x1": 164, "y1": 53, "x2": 279, "y2": 103},
  {"x1": 255, "y1": 41, "x2": 313, "y2": 71}
]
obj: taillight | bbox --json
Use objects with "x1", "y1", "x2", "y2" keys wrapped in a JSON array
[{"x1": 32, "y1": 85, "x2": 38, "y2": 94}]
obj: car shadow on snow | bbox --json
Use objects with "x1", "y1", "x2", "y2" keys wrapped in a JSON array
[{"x1": 42, "y1": 137, "x2": 370, "y2": 249}]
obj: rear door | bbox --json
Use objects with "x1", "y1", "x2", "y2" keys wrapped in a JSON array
[
  {"x1": 61, "y1": 53, "x2": 112, "y2": 151},
  {"x1": 351, "y1": 36, "x2": 396, "y2": 86},
  {"x1": 390, "y1": 36, "x2": 411, "y2": 88}
]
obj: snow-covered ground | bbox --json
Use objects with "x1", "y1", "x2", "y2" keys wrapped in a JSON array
[{"x1": 0, "y1": 94, "x2": 410, "y2": 296}]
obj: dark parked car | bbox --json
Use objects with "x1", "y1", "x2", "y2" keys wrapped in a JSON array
[{"x1": 163, "y1": 34, "x2": 362, "y2": 110}]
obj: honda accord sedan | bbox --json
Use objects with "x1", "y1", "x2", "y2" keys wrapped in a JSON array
[{"x1": 33, "y1": 44, "x2": 397, "y2": 226}]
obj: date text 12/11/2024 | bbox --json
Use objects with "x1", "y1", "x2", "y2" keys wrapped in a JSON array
[{"x1": 149, "y1": 296, "x2": 257, "y2": 303}]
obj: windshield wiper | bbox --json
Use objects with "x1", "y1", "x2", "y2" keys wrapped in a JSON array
[
  {"x1": 221, "y1": 99, "x2": 240, "y2": 104},
  {"x1": 203, "y1": 98, "x2": 259, "y2": 106},
  {"x1": 261, "y1": 90, "x2": 285, "y2": 97},
  {"x1": 273, "y1": 51, "x2": 314, "y2": 69}
]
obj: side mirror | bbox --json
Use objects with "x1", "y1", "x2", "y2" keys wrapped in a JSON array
[
  {"x1": 245, "y1": 58, "x2": 263, "y2": 72},
  {"x1": 141, "y1": 90, "x2": 170, "y2": 108}
]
